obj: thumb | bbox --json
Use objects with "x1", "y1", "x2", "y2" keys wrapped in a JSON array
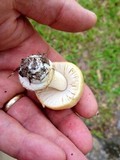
[{"x1": 14, "y1": 0, "x2": 97, "y2": 32}]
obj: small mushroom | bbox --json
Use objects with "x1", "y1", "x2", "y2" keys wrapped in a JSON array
[{"x1": 18, "y1": 54, "x2": 84, "y2": 110}]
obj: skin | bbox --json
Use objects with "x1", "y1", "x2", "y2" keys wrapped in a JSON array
[{"x1": 0, "y1": 0, "x2": 98, "y2": 160}]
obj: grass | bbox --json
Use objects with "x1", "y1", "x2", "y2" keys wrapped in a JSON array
[{"x1": 31, "y1": 0, "x2": 120, "y2": 138}]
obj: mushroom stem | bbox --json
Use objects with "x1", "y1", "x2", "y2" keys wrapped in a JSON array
[{"x1": 49, "y1": 70, "x2": 67, "y2": 91}]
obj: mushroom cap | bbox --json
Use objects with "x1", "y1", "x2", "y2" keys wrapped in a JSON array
[
  {"x1": 36, "y1": 62, "x2": 84, "y2": 110},
  {"x1": 18, "y1": 55, "x2": 54, "y2": 91}
]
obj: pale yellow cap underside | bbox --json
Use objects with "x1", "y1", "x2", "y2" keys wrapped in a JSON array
[{"x1": 36, "y1": 62, "x2": 84, "y2": 110}]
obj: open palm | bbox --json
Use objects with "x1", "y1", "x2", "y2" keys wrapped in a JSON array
[{"x1": 0, "y1": 0, "x2": 98, "y2": 160}]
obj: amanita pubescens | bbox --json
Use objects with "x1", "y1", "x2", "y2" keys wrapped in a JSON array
[{"x1": 18, "y1": 54, "x2": 84, "y2": 110}]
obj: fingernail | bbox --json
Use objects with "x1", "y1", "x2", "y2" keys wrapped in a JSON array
[
  {"x1": 89, "y1": 10, "x2": 97, "y2": 19},
  {"x1": 96, "y1": 111, "x2": 99, "y2": 116},
  {"x1": 88, "y1": 10, "x2": 97, "y2": 25}
]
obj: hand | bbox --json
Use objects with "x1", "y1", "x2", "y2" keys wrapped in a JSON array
[{"x1": 0, "y1": 0, "x2": 98, "y2": 160}]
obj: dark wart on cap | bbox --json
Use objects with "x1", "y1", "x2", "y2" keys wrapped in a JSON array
[{"x1": 19, "y1": 55, "x2": 51, "y2": 83}]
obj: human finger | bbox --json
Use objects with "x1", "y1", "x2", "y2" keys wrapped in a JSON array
[
  {"x1": 0, "y1": 111, "x2": 66, "y2": 160},
  {"x1": 73, "y1": 84, "x2": 98, "y2": 118},
  {"x1": 0, "y1": 0, "x2": 96, "y2": 51},
  {"x1": 45, "y1": 108, "x2": 93, "y2": 154},
  {"x1": 1, "y1": 71, "x2": 88, "y2": 160},
  {"x1": 6, "y1": 96, "x2": 88, "y2": 160},
  {"x1": 14, "y1": 0, "x2": 97, "y2": 32}
]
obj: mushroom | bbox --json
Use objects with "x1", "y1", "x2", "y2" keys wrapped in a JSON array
[{"x1": 18, "y1": 54, "x2": 84, "y2": 110}]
